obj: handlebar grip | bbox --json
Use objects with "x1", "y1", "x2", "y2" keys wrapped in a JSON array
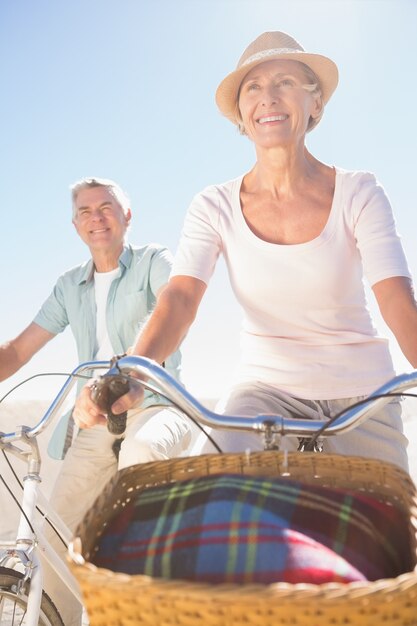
[{"x1": 91, "y1": 375, "x2": 130, "y2": 435}]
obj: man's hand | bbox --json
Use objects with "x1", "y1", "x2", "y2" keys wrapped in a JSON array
[{"x1": 73, "y1": 378, "x2": 145, "y2": 429}]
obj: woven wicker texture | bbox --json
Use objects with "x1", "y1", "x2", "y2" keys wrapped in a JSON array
[{"x1": 70, "y1": 452, "x2": 417, "y2": 625}]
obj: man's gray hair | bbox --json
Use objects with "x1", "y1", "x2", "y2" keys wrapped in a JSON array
[{"x1": 71, "y1": 177, "x2": 131, "y2": 219}]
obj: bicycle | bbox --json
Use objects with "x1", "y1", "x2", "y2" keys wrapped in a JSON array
[
  {"x1": 70, "y1": 355, "x2": 417, "y2": 625},
  {"x1": 1, "y1": 355, "x2": 417, "y2": 625},
  {"x1": 0, "y1": 360, "x2": 115, "y2": 626}
]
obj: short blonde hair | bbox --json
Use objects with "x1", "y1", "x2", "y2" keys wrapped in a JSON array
[{"x1": 71, "y1": 177, "x2": 131, "y2": 219}]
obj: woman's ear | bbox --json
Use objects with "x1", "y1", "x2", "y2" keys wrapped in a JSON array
[{"x1": 311, "y1": 92, "x2": 324, "y2": 120}]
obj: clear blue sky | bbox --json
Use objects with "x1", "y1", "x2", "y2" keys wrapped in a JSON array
[{"x1": 1, "y1": 0, "x2": 416, "y2": 402}]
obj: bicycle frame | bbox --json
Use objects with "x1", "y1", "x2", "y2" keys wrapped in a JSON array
[
  {"x1": 0, "y1": 436, "x2": 84, "y2": 625},
  {"x1": 0, "y1": 362, "x2": 111, "y2": 625}
]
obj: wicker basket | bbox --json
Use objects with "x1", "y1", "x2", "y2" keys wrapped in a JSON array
[{"x1": 69, "y1": 452, "x2": 417, "y2": 626}]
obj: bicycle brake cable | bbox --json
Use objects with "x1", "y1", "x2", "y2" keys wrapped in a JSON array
[
  {"x1": 0, "y1": 451, "x2": 36, "y2": 535},
  {"x1": 1, "y1": 448, "x2": 69, "y2": 548},
  {"x1": 0, "y1": 372, "x2": 91, "y2": 405},
  {"x1": 0, "y1": 371, "x2": 92, "y2": 548},
  {"x1": 304, "y1": 391, "x2": 417, "y2": 451},
  {"x1": 124, "y1": 373, "x2": 224, "y2": 453}
]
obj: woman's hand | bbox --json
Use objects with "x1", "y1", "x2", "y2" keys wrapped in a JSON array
[
  {"x1": 72, "y1": 378, "x2": 145, "y2": 429},
  {"x1": 110, "y1": 377, "x2": 145, "y2": 414},
  {"x1": 73, "y1": 381, "x2": 108, "y2": 429}
]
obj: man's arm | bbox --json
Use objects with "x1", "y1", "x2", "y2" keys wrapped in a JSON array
[
  {"x1": 0, "y1": 322, "x2": 56, "y2": 381},
  {"x1": 373, "y1": 276, "x2": 417, "y2": 367}
]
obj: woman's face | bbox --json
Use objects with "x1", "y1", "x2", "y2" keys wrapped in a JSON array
[{"x1": 238, "y1": 59, "x2": 321, "y2": 148}]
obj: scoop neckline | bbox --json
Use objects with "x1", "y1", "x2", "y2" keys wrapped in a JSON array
[{"x1": 232, "y1": 166, "x2": 340, "y2": 250}]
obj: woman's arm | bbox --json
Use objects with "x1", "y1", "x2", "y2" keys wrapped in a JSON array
[
  {"x1": 373, "y1": 276, "x2": 417, "y2": 367},
  {"x1": 73, "y1": 275, "x2": 207, "y2": 425},
  {"x1": 132, "y1": 275, "x2": 206, "y2": 364}
]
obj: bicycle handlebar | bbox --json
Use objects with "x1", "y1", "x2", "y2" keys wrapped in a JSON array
[
  {"x1": 1, "y1": 355, "x2": 417, "y2": 447},
  {"x1": 90, "y1": 373, "x2": 130, "y2": 435},
  {"x1": 110, "y1": 355, "x2": 417, "y2": 438}
]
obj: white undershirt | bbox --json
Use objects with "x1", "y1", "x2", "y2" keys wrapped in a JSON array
[{"x1": 94, "y1": 268, "x2": 120, "y2": 360}]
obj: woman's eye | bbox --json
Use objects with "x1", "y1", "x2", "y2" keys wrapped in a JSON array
[
  {"x1": 247, "y1": 82, "x2": 260, "y2": 91},
  {"x1": 278, "y1": 79, "x2": 294, "y2": 88}
]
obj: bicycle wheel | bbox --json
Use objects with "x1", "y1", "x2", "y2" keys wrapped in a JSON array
[{"x1": 0, "y1": 566, "x2": 63, "y2": 626}]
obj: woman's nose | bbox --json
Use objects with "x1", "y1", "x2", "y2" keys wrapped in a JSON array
[{"x1": 262, "y1": 85, "x2": 278, "y2": 106}]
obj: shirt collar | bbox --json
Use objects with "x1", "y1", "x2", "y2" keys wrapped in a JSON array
[{"x1": 77, "y1": 244, "x2": 132, "y2": 285}]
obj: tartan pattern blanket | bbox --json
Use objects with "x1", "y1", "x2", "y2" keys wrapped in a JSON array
[{"x1": 92, "y1": 474, "x2": 411, "y2": 584}]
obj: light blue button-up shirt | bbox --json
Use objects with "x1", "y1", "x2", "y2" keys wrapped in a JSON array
[{"x1": 34, "y1": 243, "x2": 181, "y2": 457}]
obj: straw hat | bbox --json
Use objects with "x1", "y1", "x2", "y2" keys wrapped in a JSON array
[{"x1": 215, "y1": 31, "x2": 339, "y2": 125}]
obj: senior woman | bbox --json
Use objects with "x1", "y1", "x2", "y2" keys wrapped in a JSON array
[{"x1": 75, "y1": 31, "x2": 417, "y2": 471}]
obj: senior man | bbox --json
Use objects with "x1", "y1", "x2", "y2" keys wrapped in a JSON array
[{"x1": 0, "y1": 177, "x2": 190, "y2": 624}]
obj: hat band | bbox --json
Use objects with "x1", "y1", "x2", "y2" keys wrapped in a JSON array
[{"x1": 240, "y1": 47, "x2": 305, "y2": 69}]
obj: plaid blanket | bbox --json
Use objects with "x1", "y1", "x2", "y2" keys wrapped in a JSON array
[{"x1": 92, "y1": 474, "x2": 411, "y2": 584}]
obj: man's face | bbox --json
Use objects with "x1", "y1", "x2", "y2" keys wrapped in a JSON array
[{"x1": 72, "y1": 186, "x2": 131, "y2": 254}]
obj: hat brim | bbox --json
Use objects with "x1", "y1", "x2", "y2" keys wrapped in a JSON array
[{"x1": 215, "y1": 51, "x2": 339, "y2": 124}]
